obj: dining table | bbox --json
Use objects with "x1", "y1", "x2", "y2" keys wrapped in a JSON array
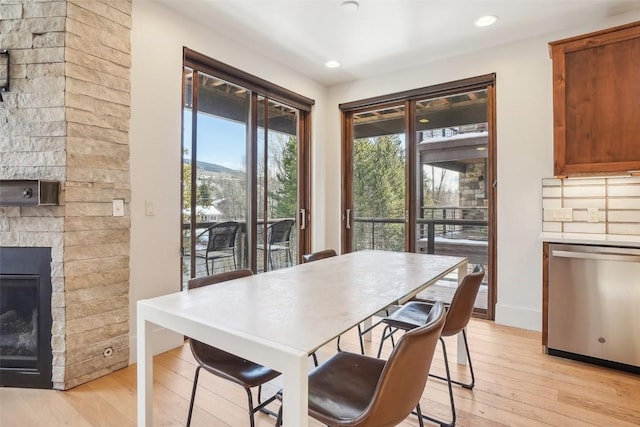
[{"x1": 137, "y1": 249, "x2": 467, "y2": 426}]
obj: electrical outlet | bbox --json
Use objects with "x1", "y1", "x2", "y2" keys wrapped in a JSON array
[
  {"x1": 543, "y1": 207, "x2": 573, "y2": 222},
  {"x1": 587, "y1": 207, "x2": 599, "y2": 223}
]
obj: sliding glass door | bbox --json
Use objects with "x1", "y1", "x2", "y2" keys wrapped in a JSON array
[
  {"x1": 256, "y1": 97, "x2": 300, "y2": 272},
  {"x1": 341, "y1": 75, "x2": 496, "y2": 318},
  {"x1": 182, "y1": 50, "x2": 313, "y2": 287}
]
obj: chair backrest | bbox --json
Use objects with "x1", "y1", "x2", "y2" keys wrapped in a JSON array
[
  {"x1": 187, "y1": 269, "x2": 254, "y2": 358},
  {"x1": 187, "y1": 269, "x2": 253, "y2": 290},
  {"x1": 206, "y1": 221, "x2": 240, "y2": 252},
  {"x1": 442, "y1": 264, "x2": 485, "y2": 337},
  {"x1": 361, "y1": 302, "x2": 446, "y2": 426},
  {"x1": 302, "y1": 249, "x2": 337, "y2": 263},
  {"x1": 268, "y1": 219, "x2": 295, "y2": 245}
]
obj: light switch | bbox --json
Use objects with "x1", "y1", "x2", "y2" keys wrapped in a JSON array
[
  {"x1": 587, "y1": 207, "x2": 599, "y2": 223},
  {"x1": 112, "y1": 199, "x2": 125, "y2": 217},
  {"x1": 145, "y1": 200, "x2": 155, "y2": 216}
]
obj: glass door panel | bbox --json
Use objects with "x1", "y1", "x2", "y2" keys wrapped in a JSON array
[
  {"x1": 182, "y1": 51, "x2": 313, "y2": 285},
  {"x1": 352, "y1": 105, "x2": 406, "y2": 252},
  {"x1": 182, "y1": 71, "x2": 249, "y2": 284},
  {"x1": 257, "y1": 98, "x2": 299, "y2": 271},
  {"x1": 413, "y1": 89, "x2": 489, "y2": 313}
]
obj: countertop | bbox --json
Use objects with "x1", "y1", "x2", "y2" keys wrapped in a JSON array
[{"x1": 540, "y1": 232, "x2": 640, "y2": 248}]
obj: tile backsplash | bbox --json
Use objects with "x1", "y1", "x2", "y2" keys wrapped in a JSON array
[{"x1": 542, "y1": 176, "x2": 640, "y2": 236}]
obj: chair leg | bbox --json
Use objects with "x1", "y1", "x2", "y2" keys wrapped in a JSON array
[
  {"x1": 357, "y1": 324, "x2": 365, "y2": 355},
  {"x1": 429, "y1": 330, "x2": 475, "y2": 389},
  {"x1": 245, "y1": 388, "x2": 256, "y2": 427},
  {"x1": 252, "y1": 385, "x2": 279, "y2": 418},
  {"x1": 420, "y1": 337, "x2": 456, "y2": 427},
  {"x1": 186, "y1": 366, "x2": 202, "y2": 426},
  {"x1": 460, "y1": 329, "x2": 475, "y2": 389},
  {"x1": 275, "y1": 405, "x2": 283, "y2": 427},
  {"x1": 415, "y1": 404, "x2": 425, "y2": 427},
  {"x1": 376, "y1": 325, "x2": 394, "y2": 358}
]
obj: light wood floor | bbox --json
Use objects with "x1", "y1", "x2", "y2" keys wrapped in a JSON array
[{"x1": 1, "y1": 319, "x2": 639, "y2": 426}]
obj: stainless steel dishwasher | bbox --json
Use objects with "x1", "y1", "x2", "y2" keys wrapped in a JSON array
[{"x1": 548, "y1": 243, "x2": 640, "y2": 373}]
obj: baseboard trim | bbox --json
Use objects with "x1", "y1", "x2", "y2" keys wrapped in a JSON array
[{"x1": 495, "y1": 303, "x2": 541, "y2": 332}]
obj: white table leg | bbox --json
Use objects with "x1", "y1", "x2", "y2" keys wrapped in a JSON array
[
  {"x1": 137, "y1": 311, "x2": 153, "y2": 426},
  {"x1": 281, "y1": 354, "x2": 309, "y2": 427},
  {"x1": 362, "y1": 317, "x2": 373, "y2": 342}
]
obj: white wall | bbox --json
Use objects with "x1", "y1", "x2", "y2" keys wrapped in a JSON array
[
  {"x1": 129, "y1": 1, "x2": 640, "y2": 361},
  {"x1": 323, "y1": 10, "x2": 640, "y2": 331},
  {"x1": 128, "y1": 0, "x2": 327, "y2": 361}
]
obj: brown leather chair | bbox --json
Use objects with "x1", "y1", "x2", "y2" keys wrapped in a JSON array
[
  {"x1": 186, "y1": 269, "x2": 281, "y2": 427},
  {"x1": 302, "y1": 248, "x2": 337, "y2": 263},
  {"x1": 377, "y1": 264, "x2": 485, "y2": 427},
  {"x1": 276, "y1": 301, "x2": 446, "y2": 427}
]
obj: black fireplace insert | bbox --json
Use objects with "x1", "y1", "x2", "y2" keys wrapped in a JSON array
[{"x1": 0, "y1": 247, "x2": 53, "y2": 389}]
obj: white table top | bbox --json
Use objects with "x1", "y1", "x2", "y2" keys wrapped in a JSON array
[
  {"x1": 139, "y1": 250, "x2": 466, "y2": 355},
  {"x1": 137, "y1": 250, "x2": 467, "y2": 426}
]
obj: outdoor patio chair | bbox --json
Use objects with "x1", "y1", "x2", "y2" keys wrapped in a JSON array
[
  {"x1": 194, "y1": 221, "x2": 240, "y2": 274},
  {"x1": 261, "y1": 219, "x2": 295, "y2": 270}
]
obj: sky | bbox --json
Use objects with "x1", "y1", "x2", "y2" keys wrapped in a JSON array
[{"x1": 183, "y1": 111, "x2": 247, "y2": 171}]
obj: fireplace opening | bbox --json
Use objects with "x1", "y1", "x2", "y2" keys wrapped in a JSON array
[{"x1": 0, "y1": 247, "x2": 53, "y2": 389}]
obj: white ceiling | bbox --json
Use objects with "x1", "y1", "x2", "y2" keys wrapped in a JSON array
[{"x1": 155, "y1": 0, "x2": 640, "y2": 86}]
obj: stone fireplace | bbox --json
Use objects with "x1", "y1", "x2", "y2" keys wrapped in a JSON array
[{"x1": 0, "y1": 1, "x2": 132, "y2": 389}]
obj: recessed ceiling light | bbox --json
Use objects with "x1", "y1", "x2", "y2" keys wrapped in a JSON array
[
  {"x1": 419, "y1": 118, "x2": 430, "y2": 123},
  {"x1": 325, "y1": 60, "x2": 341, "y2": 68},
  {"x1": 341, "y1": 0, "x2": 359, "y2": 12},
  {"x1": 475, "y1": 15, "x2": 497, "y2": 27}
]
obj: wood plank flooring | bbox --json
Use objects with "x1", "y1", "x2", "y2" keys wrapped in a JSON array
[{"x1": 1, "y1": 318, "x2": 639, "y2": 426}]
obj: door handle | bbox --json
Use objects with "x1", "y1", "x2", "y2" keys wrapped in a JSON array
[
  {"x1": 345, "y1": 209, "x2": 351, "y2": 230},
  {"x1": 552, "y1": 250, "x2": 640, "y2": 263},
  {"x1": 300, "y1": 208, "x2": 306, "y2": 230}
]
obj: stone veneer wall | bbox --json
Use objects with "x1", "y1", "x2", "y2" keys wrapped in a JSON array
[
  {"x1": 0, "y1": 0, "x2": 131, "y2": 390},
  {"x1": 459, "y1": 161, "x2": 487, "y2": 221}
]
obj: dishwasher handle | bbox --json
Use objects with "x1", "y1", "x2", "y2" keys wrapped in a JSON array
[{"x1": 551, "y1": 250, "x2": 640, "y2": 263}]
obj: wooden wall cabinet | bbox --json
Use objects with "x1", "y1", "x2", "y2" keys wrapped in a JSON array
[{"x1": 550, "y1": 21, "x2": 640, "y2": 176}]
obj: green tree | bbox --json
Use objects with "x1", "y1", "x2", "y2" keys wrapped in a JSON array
[
  {"x1": 197, "y1": 180, "x2": 212, "y2": 208},
  {"x1": 353, "y1": 134, "x2": 405, "y2": 251},
  {"x1": 353, "y1": 135, "x2": 405, "y2": 218},
  {"x1": 270, "y1": 136, "x2": 298, "y2": 219},
  {"x1": 183, "y1": 149, "x2": 192, "y2": 212}
]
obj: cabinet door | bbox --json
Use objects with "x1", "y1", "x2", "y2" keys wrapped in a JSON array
[{"x1": 550, "y1": 22, "x2": 640, "y2": 176}]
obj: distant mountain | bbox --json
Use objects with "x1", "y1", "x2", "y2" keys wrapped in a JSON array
[{"x1": 183, "y1": 159, "x2": 240, "y2": 174}]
